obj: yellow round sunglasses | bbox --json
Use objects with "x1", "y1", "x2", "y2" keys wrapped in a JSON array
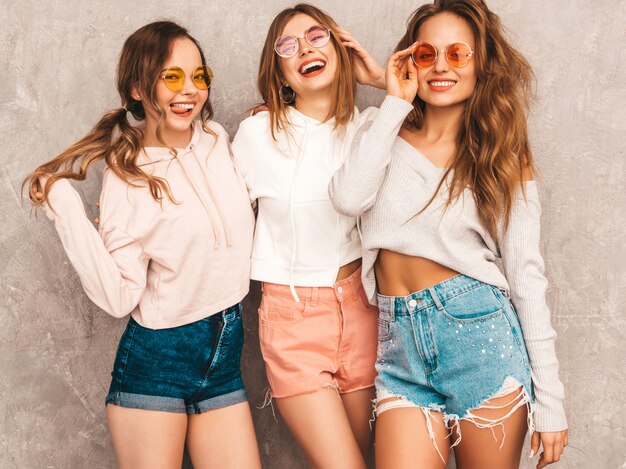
[{"x1": 159, "y1": 65, "x2": 214, "y2": 92}]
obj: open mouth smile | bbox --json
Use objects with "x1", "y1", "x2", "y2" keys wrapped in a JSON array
[
  {"x1": 427, "y1": 80, "x2": 457, "y2": 91},
  {"x1": 299, "y1": 59, "x2": 327, "y2": 77}
]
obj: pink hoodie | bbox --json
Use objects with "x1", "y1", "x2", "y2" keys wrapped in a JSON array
[{"x1": 43, "y1": 121, "x2": 254, "y2": 329}]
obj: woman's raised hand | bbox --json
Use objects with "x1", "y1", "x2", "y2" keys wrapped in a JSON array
[
  {"x1": 336, "y1": 27, "x2": 386, "y2": 89},
  {"x1": 385, "y1": 43, "x2": 419, "y2": 103}
]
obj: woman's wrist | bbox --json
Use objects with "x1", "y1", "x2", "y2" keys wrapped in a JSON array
[{"x1": 373, "y1": 75, "x2": 387, "y2": 90}]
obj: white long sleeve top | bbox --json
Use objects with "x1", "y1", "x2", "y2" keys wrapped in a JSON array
[
  {"x1": 43, "y1": 121, "x2": 254, "y2": 329},
  {"x1": 330, "y1": 96, "x2": 567, "y2": 432},
  {"x1": 232, "y1": 107, "x2": 375, "y2": 297}
]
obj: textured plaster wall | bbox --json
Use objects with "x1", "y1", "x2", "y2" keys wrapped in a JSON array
[{"x1": 1, "y1": 0, "x2": 624, "y2": 468}]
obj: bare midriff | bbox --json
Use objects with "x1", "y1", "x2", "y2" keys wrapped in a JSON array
[
  {"x1": 336, "y1": 258, "x2": 362, "y2": 281},
  {"x1": 375, "y1": 250, "x2": 459, "y2": 296}
]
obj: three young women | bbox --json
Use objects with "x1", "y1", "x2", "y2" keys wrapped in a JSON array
[{"x1": 27, "y1": 3, "x2": 569, "y2": 468}]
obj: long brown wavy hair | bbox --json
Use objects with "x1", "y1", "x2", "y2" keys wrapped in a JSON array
[
  {"x1": 398, "y1": 0, "x2": 535, "y2": 242},
  {"x1": 24, "y1": 21, "x2": 213, "y2": 206},
  {"x1": 258, "y1": 3, "x2": 356, "y2": 140}
]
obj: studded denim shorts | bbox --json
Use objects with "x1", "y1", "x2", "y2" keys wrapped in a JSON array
[
  {"x1": 105, "y1": 304, "x2": 247, "y2": 414},
  {"x1": 375, "y1": 275, "x2": 534, "y2": 424}
]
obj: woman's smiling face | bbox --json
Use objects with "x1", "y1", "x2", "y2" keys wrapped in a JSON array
[
  {"x1": 142, "y1": 37, "x2": 209, "y2": 146},
  {"x1": 415, "y1": 12, "x2": 477, "y2": 110},
  {"x1": 278, "y1": 13, "x2": 338, "y2": 99}
]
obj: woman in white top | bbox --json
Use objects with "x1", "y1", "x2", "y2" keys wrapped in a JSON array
[
  {"x1": 330, "y1": 0, "x2": 568, "y2": 468},
  {"x1": 233, "y1": 4, "x2": 385, "y2": 468}
]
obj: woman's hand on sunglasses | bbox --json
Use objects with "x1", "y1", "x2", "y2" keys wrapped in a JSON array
[
  {"x1": 385, "y1": 43, "x2": 418, "y2": 104},
  {"x1": 335, "y1": 27, "x2": 385, "y2": 90}
]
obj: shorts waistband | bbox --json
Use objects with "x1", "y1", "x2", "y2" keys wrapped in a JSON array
[
  {"x1": 376, "y1": 274, "x2": 496, "y2": 317},
  {"x1": 262, "y1": 267, "x2": 363, "y2": 301}
]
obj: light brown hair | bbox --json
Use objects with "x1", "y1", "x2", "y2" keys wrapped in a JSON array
[
  {"x1": 398, "y1": 0, "x2": 535, "y2": 241},
  {"x1": 257, "y1": 3, "x2": 356, "y2": 139},
  {"x1": 24, "y1": 21, "x2": 213, "y2": 206}
]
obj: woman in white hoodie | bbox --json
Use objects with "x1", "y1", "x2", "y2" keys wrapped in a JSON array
[
  {"x1": 25, "y1": 21, "x2": 260, "y2": 469},
  {"x1": 232, "y1": 4, "x2": 384, "y2": 468}
]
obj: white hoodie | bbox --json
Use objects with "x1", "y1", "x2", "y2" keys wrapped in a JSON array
[{"x1": 232, "y1": 107, "x2": 375, "y2": 298}]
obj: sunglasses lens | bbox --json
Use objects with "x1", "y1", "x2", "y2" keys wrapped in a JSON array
[
  {"x1": 446, "y1": 43, "x2": 473, "y2": 67},
  {"x1": 413, "y1": 43, "x2": 437, "y2": 67},
  {"x1": 275, "y1": 35, "x2": 298, "y2": 57},
  {"x1": 192, "y1": 66, "x2": 212, "y2": 90},
  {"x1": 305, "y1": 25, "x2": 330, "y2": 48},
  {"x1": 162, "y1": 67, "x2": 185, "y2": 92}
]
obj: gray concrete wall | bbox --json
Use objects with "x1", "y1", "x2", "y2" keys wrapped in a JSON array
[{"x1": 1, "y1": 0, "x2": 624, "y2": 468}]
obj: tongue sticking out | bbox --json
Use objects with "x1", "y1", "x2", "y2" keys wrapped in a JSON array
[{"x1": 171, "y1": 104, "x2": 194, "y2": 116}]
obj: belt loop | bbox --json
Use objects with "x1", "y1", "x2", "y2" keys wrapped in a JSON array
[
  {"x1": 428, "y1": 287, "x2": 444, "y2": 311},
  {"x1": 389, "y1": 298, "x2": 397, "y2": 321},
  {"x1": 311, "y1": 287, "x2": 318, "y2": 307}
]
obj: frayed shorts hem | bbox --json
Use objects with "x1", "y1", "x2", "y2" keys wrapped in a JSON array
[
  {"x1": 373, "y1": 383, "x2": 535, "y2": 461},
  {"x1": 269, "y1": 380, "x2": 375, "y2": 399},
  {"x1": 105, "y1": 389, "x2": 248, "y2": 415}
]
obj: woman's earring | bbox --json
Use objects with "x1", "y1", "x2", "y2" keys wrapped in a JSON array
[{"x1": 279, "y1": 84, "x2": 295, "y2": 104}]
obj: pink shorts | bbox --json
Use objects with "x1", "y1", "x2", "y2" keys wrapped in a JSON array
[{"x1": 258, "y1": 268, "x2": 379, "y2": 398}]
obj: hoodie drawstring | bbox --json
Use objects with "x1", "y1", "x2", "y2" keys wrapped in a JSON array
[
  {"x1": 287, "y1": 123, "x2": 309, "y2": 303},
  {"x1": 191, "y1": 144, "x2": 233, "y2": 247},
  {"x1": 175, "y1": 136, "x2": 232, "y2": 249}
]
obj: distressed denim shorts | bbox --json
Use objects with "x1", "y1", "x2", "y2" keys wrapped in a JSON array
[
  {"x1": 375, "y1": 275, "x2": 534, "y2": 436},
  {"x1": 106, "y1": 303, "x2": 247, "y2": 414}
]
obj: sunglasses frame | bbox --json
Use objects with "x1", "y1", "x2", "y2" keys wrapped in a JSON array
[
  {"x1": 411, "y1": 41, "x2": 475, "y2": 68},
  {"x1": 159, "y1": 65, "x2": 214, "y2": 93},
  {"x1": 274, "y1": 24, "x2": 332, "y2": 58}
]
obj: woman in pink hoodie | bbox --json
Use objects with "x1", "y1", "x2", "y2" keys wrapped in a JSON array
[{"x1": 24, "y1": 21, "x2": 260, "y2": 469}]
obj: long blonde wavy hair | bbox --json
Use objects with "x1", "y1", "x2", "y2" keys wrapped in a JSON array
[
  {"x1": 398, "y1": 0, "x2": 535, "y2": 242},
  {"x1": 257, "y1": 3, "x2": 356, "y2": 140},
  {"x1": 24, "y1": 21, "x2": 213, "y2": 205}
]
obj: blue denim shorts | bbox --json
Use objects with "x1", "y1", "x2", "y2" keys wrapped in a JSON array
[
  {"x1": 375, "y1": 275, "x2": 534, "y2": 427},
  {"x1": 106, "y1": 304, "x2": 247, "y2": 414}
]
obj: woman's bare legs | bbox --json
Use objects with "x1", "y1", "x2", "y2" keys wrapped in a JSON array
[
  {"x1": 374, "y1": 400, "x2": 450, "y2": 469},
  {"x1": 186, "y1": 401, "x2": 261, "y2": 469},
  {"x1": 341, "y1": 386, "x2": 376, "y2": 458},
  {"x1": 454, "y1": 388, "x2": 529, "y2": 469},
  {"x1": 108, "y1": 402, "x2": 261, "y2": 469},
  {"x1": 276, "y1": 386, "x2": 368, "y2": 469},
  {"x1": 107, "y1": 404, "x2": 187, "y2": 469}
]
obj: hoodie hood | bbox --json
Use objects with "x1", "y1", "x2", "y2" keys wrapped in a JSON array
[
  {"x1": 275, "y1": 107, "x2": 340, "y2": 158},
  {"x1": 135, "y1": 121, "x2": 231, "y2": 248},
  {"x1": 137, "y1": 121, "x2": 205, "y2": 166}
]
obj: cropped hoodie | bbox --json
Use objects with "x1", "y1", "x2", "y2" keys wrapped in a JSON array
[
  {"x1": 232, "y1": 107, "x2": 375, "y2": 300},
  {"x1": 43, "y1": 121, "x2": 254, "y2": 329}
]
